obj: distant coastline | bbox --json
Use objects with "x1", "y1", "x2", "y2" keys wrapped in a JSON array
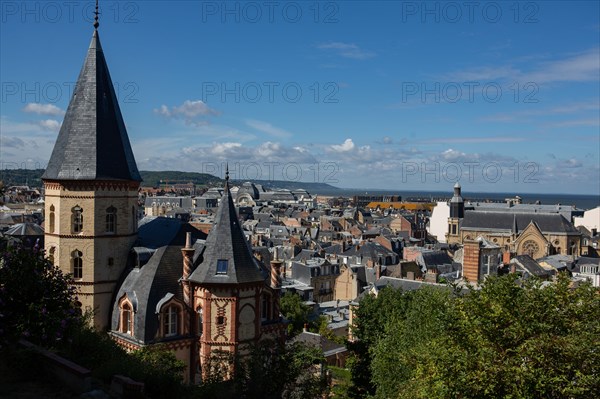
[{"x1": 315, "y1": 188, "x2": 600, "y2": 211}]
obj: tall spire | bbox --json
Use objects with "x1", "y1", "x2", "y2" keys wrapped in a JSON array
[
  {"x1": 188, "y1": 165, "x2": 265, "y2": 285},
  {"x1": 42, "y1": 19, "x2": 141, "y2": 182},
  {"x1": 93, "y1": 0, "x2": 99, "y2": 30}
]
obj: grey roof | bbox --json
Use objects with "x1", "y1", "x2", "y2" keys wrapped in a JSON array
[
  {"x1": 188, "y1": 180, "x2": 266, "y2": 285},
  {"x1": 4, "y1": 222, "x2": 44, "y2": 236},
  {"x1": 511, "y1": 255, "x2": 553, "y2": 277},
  {"x1": 461, "y1": 211, "x2": 579, "y2": 234},
  {"x1": 111, "y1": 222, "x2": 206, "y2": 344},
  {"x1": 42, "y1": 30, "x2": 141, "y2": 182},
  {"x1": 290, "y1": 331, "x2": 347, "y2": 357}
]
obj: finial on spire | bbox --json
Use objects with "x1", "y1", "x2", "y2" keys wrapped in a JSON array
[
  {"x1": 93, "y1": 0, "x2": 99, "y2": 30},
  {"x1": 225, "y1": 163, "x2": 230, "y2": 182}
]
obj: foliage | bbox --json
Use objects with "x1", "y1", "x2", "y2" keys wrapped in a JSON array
[
  {"x1": 62, "y1": 323, "x2": 186, "y2": 398},
  {"x1": 348, "y1": 286, "x2": 415, "y2": 398},
  {"x1": 0, "y1": 241, "x2": 81, "y2": 348},
  {"x1": 280, "y1": 292, "x2": 314, "y2": 335},
  {"x1": 329, "y1": 366, "x2": 352, "y2": 399},
  {"x1": 359, "y1": 274, "x2": 600, "y2": 399},
  {"x1": 192, "y1": 339, "x2": 329, "y2": 399}
]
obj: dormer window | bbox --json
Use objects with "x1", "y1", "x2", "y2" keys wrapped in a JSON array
[
  {"x1": 122, "y1": 303, "x2": 133, "y2": 334},
  {"x1": 163, "y1": 305, "x2": 179, "y2": 337},
  {"x1": 216, "y1": 259, "x2": 228, "y2": 274}
]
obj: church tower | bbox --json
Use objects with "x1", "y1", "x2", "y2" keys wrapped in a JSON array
[
  {"x1": 42, "y1": 8, "x2": 142, "y2": 330},
  {"x1": 446, "y1": 182, "x2": 464, "y2": 244},
  {"x1": 187, "y1": 169, "x2": 284, "y2": 378}
]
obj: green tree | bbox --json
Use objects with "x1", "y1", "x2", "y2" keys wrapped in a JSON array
[
  {"x1": 0, "y1": 241, "x2": 81, "y2": 348},
  {"x1": 280, "y1": 292, "x2": 313, "y2": 335},
  {"x1": 370, "y1": 274, "x2": 600, "y2": 399},
  {"x1": 348, "y1": 286, "x2": 415, "y2": 398}
]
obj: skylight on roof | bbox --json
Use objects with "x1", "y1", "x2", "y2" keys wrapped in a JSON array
[{"x1": 216, "y1": 259, "x2": 228, "y2": 274}]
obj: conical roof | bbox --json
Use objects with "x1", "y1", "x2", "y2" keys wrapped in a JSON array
[
  {"x1": 42, "y1": 30, "x2": 141, "y2": 182},
  {"x1": 188, "y1": 176, "x2": 266, "y2": 285}
]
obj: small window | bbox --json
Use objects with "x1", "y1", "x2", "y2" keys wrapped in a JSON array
[
  {"x1": 216, "y1": 259, "x2": 228, "y2": 274},
  {"x1": 106, "y1": 206, "x2": 117, "y2": 233},
  {"x1": 72, "y1": 250, "x2": 83, "y2": 279},
  {"x1": 164, "y1": 306, "x2": 178, "y2": 337},
  {"x1": 197, "y1": 308, "x2": 203, "y2": 335},
  {"x1": 72, "y1": 206, "x2": 83, "y2": 233},
  {"x1": 49, "y1": 205, "x2": 55, "y2": 234},
  {"x1": 121, "y1": 303, "x2": 133, "y2": 334}
]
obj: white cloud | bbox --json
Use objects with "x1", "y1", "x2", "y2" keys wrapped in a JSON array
[
  {"x1": 154, "y1": 100, "x2": 219, "y2": 125},
  {"x1": 22, "y1": 103, "x2": 65, "y2": 116},
  {"x1": 38, "y1": 119, "x2": 61, "y2": 132},
  {"x1": 245, "y1": 119, "x2": 293, "y2": 138},
  {"x1": 317, "y1": 42, "x2": 376, "y2": 60},
  {"x1": 330, "y1": 138, "x2": 355, "y2": 152}
]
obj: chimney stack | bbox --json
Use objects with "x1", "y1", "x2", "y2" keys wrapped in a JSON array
[{"x1": 181, "y1": 231, "x2": 195, "y2": 305}]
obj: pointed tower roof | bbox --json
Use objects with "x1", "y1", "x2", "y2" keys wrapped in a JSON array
[
  {"x1": 42, "y1": 24, "x2": 141, "y2": 182},
  {"x1": 188, "y1": 169, "x2": 266, "y2": 285}
]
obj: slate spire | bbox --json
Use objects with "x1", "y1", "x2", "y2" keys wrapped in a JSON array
[
  {"x1": 188, "y1": 168, "x2": 265, "y2": 285},
  {"x1": 42, "y1": 14, "x2": 141, "y2": 182}
]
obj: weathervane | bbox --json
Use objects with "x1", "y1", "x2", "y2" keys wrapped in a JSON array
[{"x1": 93, "y1": 0, "x2": 99, "y2": 30}]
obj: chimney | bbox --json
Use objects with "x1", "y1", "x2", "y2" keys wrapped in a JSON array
[
  {"x1": 375, "y1": 262, "x2": 382, "y2": 280},
  {"x1": 270, "y1": 259, "x2": 283, "y2": 289},
  {"x1": 303, "y1": 323, "x2": 308, "y2": 333},
  {"x1": 181, "y1": 231, "x2": 195, "y2": 305}
]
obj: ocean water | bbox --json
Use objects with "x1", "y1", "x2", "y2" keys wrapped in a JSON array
[{"x1": 314, "y1": 189, "x2": 600, "y2": 211}]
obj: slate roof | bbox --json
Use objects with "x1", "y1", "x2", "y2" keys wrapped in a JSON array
[
  {"x1": 4, "y1": 222, "x2": 44, "y2": 236},
  {"x1": 511, "y1": 255, "x2": 553, "y2": 277},
  {"x1": 188, "y1": 179, "x2": 267, "y2": 285},
  {"x1": 110, "y1": 221, "x2": 206, "y2": 344},
  {"x1": 461, "y1": 211, "x2": 579, "y2": 234},
  {"x1": 42, "y1": 30, "x2": 141, "y2": 182}
]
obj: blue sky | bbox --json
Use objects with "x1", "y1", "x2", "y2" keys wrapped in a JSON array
[{"x1": 1, "y1": 1, "x2": 599, "y2": 195}]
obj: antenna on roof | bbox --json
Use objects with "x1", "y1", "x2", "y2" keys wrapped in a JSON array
[{"x1": 93, "y1": 0, "x2": 100, "y2": 30}]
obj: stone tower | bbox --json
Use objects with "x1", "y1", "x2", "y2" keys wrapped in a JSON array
[
  {"x1": 446, "y1": 182, "x2": 464, "y2": 244},
  {"x1": 187, "y1": 171, "x2": 284, "y2": 377},
  {"x1": 42, "y1": 20, "x2": 141, "y2": 330}
]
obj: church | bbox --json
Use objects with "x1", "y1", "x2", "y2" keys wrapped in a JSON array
[{"x1": 42, "y1": 9, "x2": 285, "y2": 382}]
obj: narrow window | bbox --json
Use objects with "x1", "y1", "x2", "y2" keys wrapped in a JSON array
[
  {"x1": 131, "y1": 206, "x2": 137, "y2": 232},
  {"x1": 72, "y1": 206, "x2": 83, "y2": 233},
  {"x1": 164, "y1": 306, "x2": 178, "y2": 337},
  {"x1": 72, "y1": 250, "x2": 83, "y2": 279},
  {"x1": 49, "y1": 205, "x2": 55, "y2": 233},
  {"x1": 106, "y1": 206, "x2": 117, "y2": 233},
  {"x1": 197, "y1": 308, "x2": 203, "y2": 336},
  {"x1": 121, "y1": 303, "x2": 133, "y2": 334},
  {"x1": 216, "y1": 316, "x2": 225, "y2": 325}
]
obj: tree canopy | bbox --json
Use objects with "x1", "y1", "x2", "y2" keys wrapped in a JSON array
[{"x1": 351, "y1": 274, "x2": 600, "y2": 399}]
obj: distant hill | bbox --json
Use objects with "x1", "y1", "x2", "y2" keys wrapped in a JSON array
[{"x1": 0, "y1": 169, "x2": 340, "y2": 193}]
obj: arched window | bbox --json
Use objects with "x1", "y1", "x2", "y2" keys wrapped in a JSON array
[
  {"x1": 72, "y1": 250, "x2": 83, "y2": 279},
  {"x1": 121, "y1": 302, "x2": 133, "y2": 334},
  {"x1": 106, "y1": 206, "x2": 117, "y2": 233},
  {"x1": 49, "y1": 205, "x2": 55, "y2": 233},
  {"x1": 72, "y1": 205, "x2": 83, "y2": 233},
  {"x1": 163, "y1": 305, "x2": 179, "y2": 337},
  {"x1": 197, "y1": 307, "x2": 203, "y2": 336}
]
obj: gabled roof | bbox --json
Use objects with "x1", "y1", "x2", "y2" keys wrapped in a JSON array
[
  {"x1": 188, "y1": 177, "x2": 266, "y2": 285},
  {"x1": 42, "y1": 29, "x2": 141, "y2": 182}
]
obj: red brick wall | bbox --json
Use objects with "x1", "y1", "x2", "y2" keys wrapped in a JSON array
[{"x1": 463, "y1": 242, "x2": 480, "y2": 282}]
